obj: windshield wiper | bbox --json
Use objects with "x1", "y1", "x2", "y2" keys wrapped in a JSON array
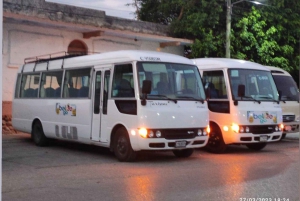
[
  {"x1": 240, "y1": 95, "x2": 261, "y2": 104},
  {"x1": 177, "y1": 96, "x2": 205, "y2": 104},
  {"x1": 259, "y1": 96, "x2": 280, "y2": 104},
  {"x1": 148, "y1": 94, "x2": 177, "y2": 103}
]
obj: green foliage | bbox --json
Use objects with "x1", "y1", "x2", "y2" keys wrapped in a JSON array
[{"x1": 135, "y1": 0, "x2": 300, "y2": 80}]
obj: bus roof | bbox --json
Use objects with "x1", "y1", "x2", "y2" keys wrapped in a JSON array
[
  {"x1": 19, "y1": 50, "x2": 194, "y2": 73},
  {"x1": 265, "y1": 66, "x2": 291, "y2": 76},
  {"x1": 192, "y1": 58, "x2": 269, "y2": 71}
]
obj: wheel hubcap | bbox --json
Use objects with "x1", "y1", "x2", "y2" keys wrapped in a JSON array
[{"x1": 117, "y1": 137, "x2": 127, "y2": 154}]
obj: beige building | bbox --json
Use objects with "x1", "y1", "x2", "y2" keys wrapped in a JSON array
[{"x1": 2, "y1": 0, "x2": 193, "y2": 121}]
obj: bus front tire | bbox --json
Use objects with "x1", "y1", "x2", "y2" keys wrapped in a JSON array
[
  {"x1": 113, "y1": 127, "x2": 137, "y2": 162},
  {"x1": 32, "y1": 121, "x2": 48, "y2": 147},
  {"x1": 205, "y1": 125, "x2": 227, "y2": 153},
  {"x1": 173, "y1": 149, "x2": 194, "y2": 158},
  {"x1": 246, "y1": 143, "x2": 267, "y2": 151}
]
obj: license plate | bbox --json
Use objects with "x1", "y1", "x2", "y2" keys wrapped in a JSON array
[
  {"x1": 259, "y1": 135, "x2": 268, "y2": 142},
  {"x1": 175, "y1": 141, "x2": 187, "y2": 148}
]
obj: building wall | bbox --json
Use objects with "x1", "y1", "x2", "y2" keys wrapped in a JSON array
[{"x1": 2, "y1": 22, "x2": 184, "y2": 116}]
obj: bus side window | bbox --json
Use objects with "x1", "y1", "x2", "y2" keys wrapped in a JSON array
[
  {"x1": 112, "y1": 64, "x2": 134, "y2": 98},
  {"x1": 40, "y1": 71, "x2": 63, "y2": 98},
  {"x1": 94, "y1": 71, "x2": 101, "y2": 114},
  {"x1": 20, "y1": 74, "x2": 40, "y2": 98},
  {"x1": 103, "y1": 70, "x2": 110, "y2": 114},
  {"x1": 14, "y1": 74, "x2": 22, "y2": 98},
  {"x1": 203, "y1": 70, "x2": 227, "y2": 99},
  {"x1": 63, "y1": 68, "x2": 91, "y2": 98}
]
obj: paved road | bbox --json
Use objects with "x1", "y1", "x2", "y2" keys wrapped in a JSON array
[{"x1": 2, "y1": 133, "x2": 299, "y2": 201}]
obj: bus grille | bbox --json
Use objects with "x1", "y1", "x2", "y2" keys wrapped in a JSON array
[
  {"x1": 283, "y1": 115, "x2": 295, "y2": 122},
  {"x1": 248, "y1": 125, "x2": 276, "y2": 134},
  {"x1": 162, "y1": 128, "x2": 198, "y2": 140}
]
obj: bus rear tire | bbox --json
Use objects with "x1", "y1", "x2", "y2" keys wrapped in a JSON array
[
  {"x1": 113, "y1": 127, "x2": 137, "y2": 162},
  {"x1": 205, "y1": 125, "x2": 227, "y2": 153},
  {"x1": 246, "y1": 143, "x2": 267, "y2": 151},
  {"x1": 173, "y1": 149, "x2": 194, "y2": 158},
  {"x1": 32, "y1": 121, "x2": 48, "y2": 147}
]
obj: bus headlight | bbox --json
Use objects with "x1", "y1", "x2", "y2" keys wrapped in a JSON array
[
  {"x1": 245, "y1": 127, "x2": 250, "y2": 133},
  {"x1": 231, "y1": 123, "x2": 239, "y2": 133},
  {"x1": 138, "y1": 128, "x2": 148, "y2": 138},
  {"x1": 280, "y1": 124, "x2": 284, "y2": 131},
  {"x1": 148, "y1": 130, "x2": 154, "y2": 138},
  {"x1": 197, "y1": 129, "x2": 202, "y2": 136},
  {"x1": 240, "y1": 127, "x2": 244, "y2": 133},
  {"x1": 206, "y1": 125, "x2": 210, "y2": 135},
  {"x1": 156, "y1": 130, "x2": 162, "y2": 138}
]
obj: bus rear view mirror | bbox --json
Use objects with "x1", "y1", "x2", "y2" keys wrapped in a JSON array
[
  {"x1": 205, "y1": 87, "x2": 211, "y2": 99},
  {"x1": 278, "y1": 90, "x2": 282, "y2": 100},
  {"x1": 141, "y1": 80, "x2": 152, "y2": 106},
  {"x1": 238, "y1": 84, "x2": 245, "y2": 97},
  {"x1": 142, "y1": 80, "x2": 152, "y2": 94}
]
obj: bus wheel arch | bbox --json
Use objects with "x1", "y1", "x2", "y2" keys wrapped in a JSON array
[
  {"x1": 31, "y1": 119, "x2": 49, "y2": 146},
  {"x1": 110, "y1": 124, "x2": 124, "y2": 152},
  {"x1": 111, "y1": 125, "x2": 137, "y2": 162},
  {"x1": 205, "y1": 121, "x2": 227, "y2": 153},
  {"x1": 246, "y1": 143, "x2": 267, "y2": 151},
  {"x1": 173, "y1": 149, "x2": 194, "y2": 158}
]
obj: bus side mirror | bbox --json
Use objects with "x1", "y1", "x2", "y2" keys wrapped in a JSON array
[
  {"x1": 238, "y1": 84, "x2": 245, "y2": 97},
  {"x1": 278, "y1": 90, "x2": 282, "y2": 100},
  {"x1": 141, "y1": 80, "x2": 152, "y2": 106},
  {"x1": 142, "y1": 80, "x2": 152, "y2": 94},
  {"x1": 205, "y1": 87, "x2": 211, "y2": 99},
  {"x1": 278, "y1": 90, "x2": 283, "y2": 103}
]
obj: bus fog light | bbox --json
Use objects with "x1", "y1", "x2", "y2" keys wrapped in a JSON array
[
  {"x1": 148, "y1": 130, "x2": 154, "y2": 138},
  {"x1": 245, "y1": 127, "x2": 250, "y2": 133},
  {"x1": 156, "y1": 130, "x2": 162, "y2": 138},
  {"x1": 197, "y1": 129, "x2": 202, "y2": 136}
]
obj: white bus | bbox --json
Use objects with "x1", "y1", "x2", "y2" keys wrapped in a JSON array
[
  {"x1": 12, "y1": 50, "x2": 209, "y2": 162},
  {"x1": 266, "y1": 66, "x2": 299, "y2": 139},
  {"x1": 192, "y1": 58, "x2": 283, "y2": 153}
]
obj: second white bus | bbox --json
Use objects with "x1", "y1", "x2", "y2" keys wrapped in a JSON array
[
  {"x1": 12, "y1": 50, "x2": 210, "y2": 161},
  {"x1": 192, "y1": 58, "x2": 283, "y2": 153},
  {"x1": 266, "y1": 66, "x2": 299, "y2": 139}
]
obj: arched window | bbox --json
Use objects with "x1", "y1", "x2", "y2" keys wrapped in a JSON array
[{"x1": 68, "y1": 40, "x2": 88, "y2": 55}]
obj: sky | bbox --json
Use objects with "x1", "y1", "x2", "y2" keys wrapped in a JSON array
[{"x1": 46, "y1": 0, "x2": 136, "y2": 20}]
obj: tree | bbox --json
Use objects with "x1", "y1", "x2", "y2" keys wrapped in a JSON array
[
  {"x1": 232, "y1": 1, "x2": 300, "y2": 82},
  {"x1": 133, "y1": 0, "x2": 300, "y2": 81},
  {"x1": 128, "y1": 0, "x2": 226, "y2": 57}
]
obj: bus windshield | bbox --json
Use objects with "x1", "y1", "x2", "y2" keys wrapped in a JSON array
[
  {"x1": 273, "y1": 75, "x2": 299, "y2": 102},
  {"x1": 228, "y1": 69, "x2": 279, "y2": 101},
  {"x1": 137, "y1": 62, "x2": 206, "y2": 101}
]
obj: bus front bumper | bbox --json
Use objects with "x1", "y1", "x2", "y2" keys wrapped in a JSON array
[
  {"x1": 227, "y1": 131, "x2": 282, "y2": 144},
  {"x1": 130, "y1": 136, "x2": 209, "y2": 151}
]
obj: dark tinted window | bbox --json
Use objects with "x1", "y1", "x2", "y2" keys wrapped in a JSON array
[{"x1": 273, "y1": 75, "x2": 299, "y2": 101}]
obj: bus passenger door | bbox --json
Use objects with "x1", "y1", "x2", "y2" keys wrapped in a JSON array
[{"x1": 91, "y1": 68, "x2": 111, "y2": 142}]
